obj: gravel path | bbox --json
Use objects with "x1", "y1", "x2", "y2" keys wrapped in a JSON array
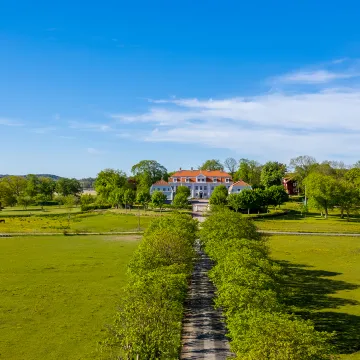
[{"x1": 180, "y1": 242, "x2": 231, "y2": 360}]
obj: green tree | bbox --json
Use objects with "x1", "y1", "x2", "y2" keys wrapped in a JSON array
[
  {"x1": 266, "y1": 185, "x2": 289, "y2": 209},
  {"x1": 234, "y1": 159, "x2": 262, "y2": 185},
  {"x1": 224, "y1": 157, "x2": 237, "y2": 177},
  {"x1": 17, "y1": 195, "x2": 32, "y2": 209},
  {"x1": 80, "y1": 194, "x2": 96, "y2": 206},
  {"x1": 335, "y1": 180, "x2": 360, "y2": 220},
  {"x1": 38, "y1": 177, "x2": 56, "y2": 199},
  {"x1": 176, "y1": 185, "x2": 190, "y2": 197},
  {"x1": 199, "y1": 159, "x2": 224, "y2": 171},
  {"x1": 25, "y1": 174, "x2": 40, "y2": 199},
  {"x1": 108, "y1": 188, "x2": 125, "y2": 208},
  {"x1": 124, "y1": 189, "x2": 136, "y2": 209},
  {"x1": 209, "y1": 185, "x2": 228, "y2": 206},
  {"x1": 94, "y1": 169, "x2": 127, "y2": 200},
  {"x1": 303, "y1": 173, "x2": 337, "y2": 218},
  {"x1": 136, "y1": 190, "x2": 152, "y2": 210},
  {"x1": 260, "y1": 161, "x2": 286, "y2": 188},
  {"x1": 172, "y1": 193, "x2": 189, "y2": 209},
  {"x1": 131, "y1": 160, "x2": 168, "y2": 189},
  {"x1": 345, "y1": 167, "x2": 360, "y2": 186},
  {"x1": 56, "y1": 178, "x2": 82, "y2": 197},
  {"x1": 151, "y1": 191, "x2": 167, "y2": 212},
  {"x1": 289, "y1": 155, "x2": 317, "y2": 193}
]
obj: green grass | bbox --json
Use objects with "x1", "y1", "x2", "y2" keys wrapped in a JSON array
[
  {"x1": 0, "y1": 235, "x2": 140, "y2": 360},
  {"x1": 0, "y1": 212, "x2": 157, "y2": 233},
  {"x1": 269, "y1": 235, "x2": 360, "y2": 359},
  {"x1": 254, "y1": 207, "x2": 360, "y2": 234},
  {"x1": 0, "y1": 205, "x2": 82, "y2": 216}
]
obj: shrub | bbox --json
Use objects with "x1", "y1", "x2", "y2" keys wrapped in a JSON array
[
  {"x1": 80, "y1": 204, "x2": 111, "y2": 212},
  {"x1": 99, "y1": 213, "x2": 198, "y2": 359}
]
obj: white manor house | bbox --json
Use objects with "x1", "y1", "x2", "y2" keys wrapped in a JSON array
[{"x1": 150, "y1": 168, "x2": 251, "y2": 201}]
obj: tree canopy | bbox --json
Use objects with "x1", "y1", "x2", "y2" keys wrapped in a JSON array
[
  {"x1": 260, "y1": 161, "x2": 286, "y2": 188},
  {"x1": 199, "y1": 159, "x2": 224, "y2": 171},
  {"x1": 131, "y1": 160, "x2": 168, "y2": 189}
]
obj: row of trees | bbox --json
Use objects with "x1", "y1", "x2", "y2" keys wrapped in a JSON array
[
  {"x1": 200, "y1": 209, "x2": 335, "y2": 359},
  {"x1": 99, "y1": 213, "x2": 198, "y2": 359},
  {"x1": 0, "y1": 175, "x2": 82, "y2": 209},
  {"x1": 209, "y1": 184, "x2": 289, "y2": 213}
]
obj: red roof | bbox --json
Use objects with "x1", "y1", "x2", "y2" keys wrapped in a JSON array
[
  {"x1": 231, "y1": 180, "x2": 251, "y2": 187},
  {"x1": 153, "y1": 179, "x2": 170, "y2": 185},
  {"x1": 170, "y1": 169, "x2": 232, "y2": 183}
]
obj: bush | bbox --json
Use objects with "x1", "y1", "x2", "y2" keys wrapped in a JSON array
[
  {"x1": 200, "y1": 208, "x2": 336, "y2": 359},
  {"x1": 99, "y1": 213, "x2": 198, "y2": 359},
  {"x1": 80, "y1": 204, "x2": 111, "y2": 212}
]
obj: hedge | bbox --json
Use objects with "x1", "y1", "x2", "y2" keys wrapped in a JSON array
[
  {"x1": 200, "y1": 209, "x2": 336, "y2": 359},
  {"x1": 80, "y1": 204, "x2": 112, "y2": 212},
  {"x1": 98, "y1": 213, "x2": 198, "y2": 359}
]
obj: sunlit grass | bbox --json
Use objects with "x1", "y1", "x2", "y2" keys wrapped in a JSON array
[{"x1": 0, "y1": 235, "x2": 140, "y2": 360}]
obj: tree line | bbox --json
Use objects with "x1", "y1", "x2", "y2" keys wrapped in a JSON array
[
  {"x1": 0, "y1": 175, "x2": 82, "y2": 209},
  {"x1": 200, "y1": 209, "x2": 336, "y2": 359},
  {"x1": 98, "y1": 213, "x2": 198, "y2": 359}
]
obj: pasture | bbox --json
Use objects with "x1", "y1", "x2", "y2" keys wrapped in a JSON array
[
  {"x1": 269, "y1": 235, "x2": 360, "y2": 359},
  {"x1": 0, "y1": 211, "x2": 156, "y2": 233},
  {"x1": 0, "y1": 234, "x2": 140, "y2": 360},
  {"x1": 255, "y1": 202, "x2": 360, "y2": 234}
]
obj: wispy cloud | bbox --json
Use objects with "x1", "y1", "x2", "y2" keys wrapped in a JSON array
[
  {"x1": 110, "y1": 84, "x2": 360, "y2": 162},
  {"x1": 276, "y1": 70, "x2": 359, "y2": 84},
  {"x1": 0, "y1": 118, "x2": 23, "y2": 126},
  {"x1": 53, "y1": 113, "x2": 61, "y2": 121},
  {"x1": 69, "y1": 121, "x2": 112, "y2": 132}
]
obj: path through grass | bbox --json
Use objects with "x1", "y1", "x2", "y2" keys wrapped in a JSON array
[
  {"x1": 269, "y1": 235, "x2": 360, "y2": 359},
  {"x1": 0, "y1": 235, "x2": 140, "y2": 360}
]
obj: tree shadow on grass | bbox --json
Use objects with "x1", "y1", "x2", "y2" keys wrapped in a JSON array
[{"x1": 277, "y1": 260, "x2": 360, "y2": 355}]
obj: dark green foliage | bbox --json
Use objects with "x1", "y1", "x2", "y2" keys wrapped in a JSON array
[
  {"x1": 200, "y1": 209, "x2": 336, "y2": 359},
  {"x1": 99, "y1": 213, "x2": 198, "y2": 359},
  {"x1": 80, "y1": 204, "x2": 111, "y2": 211},
  {"x1": 266, "y1": 185, "x2": 289, "y2": 208},
  {"x1": 56, "y1": 177, "x2": 82, "y2": 197},
  {"x1": 131, "y1": 160, "x2": 168, "y2": 189}
]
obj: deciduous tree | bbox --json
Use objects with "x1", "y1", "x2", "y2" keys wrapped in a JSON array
[
  {"x1": 199, "y1": 159, "x2": 224, "y2": 171},
  {"x1": 131, "y1": 160, "x2": 168, "y2": 189},
  {"x1": 260, "y1": 161, "x2": 286, "y2": 188},
  {"x1": 94, "y1": 169, "x2": 127, "y2": 200},
  {"x1": 224, "y1": 157, "x2": 237, "y2": 177},
  {"x1": 151, "y1": 191, "x2": 167, "y2": 212}
]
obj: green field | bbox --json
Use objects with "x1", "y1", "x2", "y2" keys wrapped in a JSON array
[
  {"x1": 255, "y1": 209, "x2": 360, "y2": 234},
  {"x1": 0, "y1": 212, "x2": 156, "y2": 233},
  {"x1": 0, "y1": 205, "x2": 82, "y2": 216},
  {"x1": 0, "y1": 235, "x2": 140, "y2": 360},
  {"x1": 269, "y1": 235, "x2": 360, "y2": 359}
]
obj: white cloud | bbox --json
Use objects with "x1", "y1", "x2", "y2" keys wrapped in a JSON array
[
  {"x1": 111, "y1": 87, "x2": 360, "y2": 163},
  {"x1": 0, "y1": 118, "x2": 23, "y2": 126},
  {"x1": 69, "y1": 121, "x2": 112, "y2": 132},
  {"x1": 53, "y1": 113, "x2": 61, "y2": 120},
  {"x1": 275, "y1": 70, "x2": 358, "y2": 84}
]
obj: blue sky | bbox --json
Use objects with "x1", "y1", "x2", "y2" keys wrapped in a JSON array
[{"x1": 2, "y1": 1, "x2": 360, "y2": 177}]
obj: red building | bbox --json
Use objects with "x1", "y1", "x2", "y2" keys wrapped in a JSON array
[{"x1": 283, "y1": 177, "x2": 299, "y2": 195}]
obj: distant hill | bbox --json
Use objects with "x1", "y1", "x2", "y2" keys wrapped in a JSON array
[
  {"x1": 0, "y1": 174, "x2": 96, "y2": 189},
  {"x1": 0, "y1": 174, "x2": 62, "y2": 180}
]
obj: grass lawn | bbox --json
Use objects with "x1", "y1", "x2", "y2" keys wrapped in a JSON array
[
  {"x1": 0, "y1": 205, "x2": 82, "y2": 216},
  {"x1": 269, "y1": 235, "x2": 360, "y2": 359},
  {"x1": 255, "y1": 211, "x2": 360, "y2": 233},
  {"x1": 0, "y1": 212, "x2": 157, "y2": 233},
  {"x1": 0, "y1": 235, "x2": 140, "y2": 360}
]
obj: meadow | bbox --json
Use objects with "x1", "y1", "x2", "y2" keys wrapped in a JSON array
[
  {"x1": 0, "y1": 234, "x2": 140, "y2": 360},
  {"x1": 269, "y1": 235, "x2": 360, "y2": 359},
  {"x1": 0, "y1": 211, "x2": 157, "y2": 233}
]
